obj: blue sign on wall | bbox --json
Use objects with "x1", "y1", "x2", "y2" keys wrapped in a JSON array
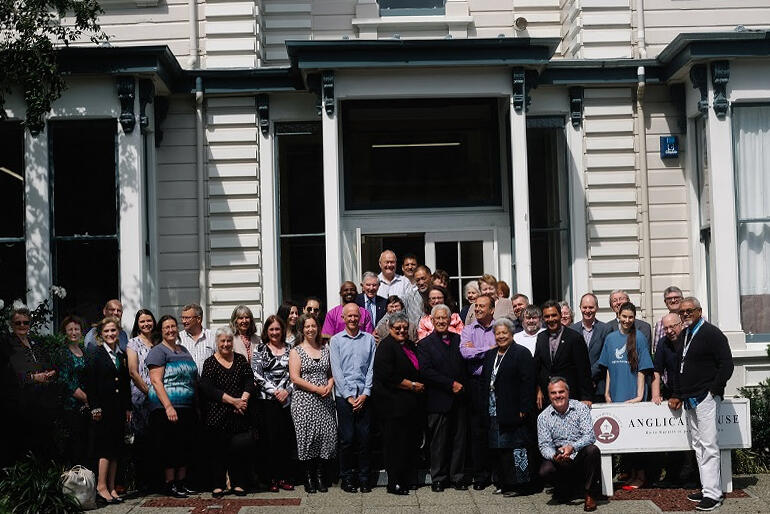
[{"x1": 660, "y1": 136, "x2": 679, "y2": 159}]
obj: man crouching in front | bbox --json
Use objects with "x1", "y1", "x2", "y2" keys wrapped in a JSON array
[{"x1": 537, "y1": 377, "x2": 602, "y2": 511}]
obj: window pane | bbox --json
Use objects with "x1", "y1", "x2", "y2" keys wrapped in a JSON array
[
  {"x1": 342, "y1": 99, "x2": 502, "y2": 210},
  {"x1": 278, "y1": 132, "x2": 324, "y2": 235},
  {"x1": 0, "y1": 122, "x2": 24, "y2": 238},
  {"x1": 733, "y1": 106, "x2": 770, "y2": 336},
  {"x1": 51, "y1": 120, "x2": 117, "y2": 236},
  {"x1": 55, "y1": 239, "x2": 120, "y2": 326},
  {"x1": 0, "y1": 242, "x2": 26, "y2": 303},
  {"x1": 280, "y1": 236, "x2": 326, "y2": 305},
  {"x1": 435, "y1": 241, "x2": 458, "y2": 276},
  {"x1": 460, "y1": 241, "x2": 483, "y2": 276},
  {"x1": 696, "y1": 116, "x2": 711, "y2": 229},
  {"x1": 361, "y1": 234, "x2": 425, "y2": 275}
]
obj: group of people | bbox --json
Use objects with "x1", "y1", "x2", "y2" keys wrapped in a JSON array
[{"x1": 0, "y1": 249, "x2": 735, "y2": 512}]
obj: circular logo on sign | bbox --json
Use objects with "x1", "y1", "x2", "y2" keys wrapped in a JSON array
[{"x1": 593, "y1": 416, "x2": 620, "y2": 444}]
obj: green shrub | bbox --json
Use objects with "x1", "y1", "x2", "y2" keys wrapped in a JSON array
[
  {"x1": 0, "y1": 453, "x2": 82, "y2": 513},
  {"x1": 737, "y1": 376, "x2": 770, "y2": 474}
]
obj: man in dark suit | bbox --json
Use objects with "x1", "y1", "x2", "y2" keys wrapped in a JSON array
[
  {"x1": 534, "y1": 300, "x2": 593, "y2": 409},
  {"x1": 417, "y1": 304, "x2": 468, "y2": 492},
  {"x1": 356, "y1": 271, "x2": 388, "y2": 326},
  {"x1": 570, "y1": 293, "x2": 611, "y2": 402},
  {"x1": 605, "y1": 290, "x2": 653, "y2": 345}
]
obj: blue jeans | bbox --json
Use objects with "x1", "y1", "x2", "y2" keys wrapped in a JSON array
[{"x1": 336, "y1": 397, "x2": 371, "y2": 484}]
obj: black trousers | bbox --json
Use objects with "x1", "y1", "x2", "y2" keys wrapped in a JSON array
[
  {"x1": 381, "y1": 414, "x2": 419, "y2": 489},
  {"x1": 539, "y1": 444, "x2": 601, "y2": 495},
  {"x1": 208, "y1": 429, "x2": 255, "y2": 490},
  {"x1": 427, "y1": 402, "x2": 467, "y2": 485},
  {"x1": 258, "y1": 399, "x2": 297, "y2": 482},
  {"x1": 467, "y1": 376, "x2": 490, "y2": 484}
]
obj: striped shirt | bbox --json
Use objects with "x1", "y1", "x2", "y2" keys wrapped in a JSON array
[{"x1": 179, "y1": 328, "x2": 214, "y2": 376}]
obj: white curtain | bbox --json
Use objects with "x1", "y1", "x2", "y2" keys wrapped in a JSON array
[{"x1": 733, "y1": 106, "x2": 770, "y2": 334}]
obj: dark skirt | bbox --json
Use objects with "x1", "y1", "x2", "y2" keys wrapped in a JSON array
[
  {"x1": 92, "y1": 409, "x2": 125, "y2": 460},
  {"x1": 150, "y1": 407, "x2": 196, "y2": 469},
  {"x1": 488, "y1": 416, "x2": 531, "y2": 486}
]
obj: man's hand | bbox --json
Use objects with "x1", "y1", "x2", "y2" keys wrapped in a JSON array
[
  {"x1": 536, "y1": 389, "x2": 544, "y2": 410},
  {"x1": 462, "y1": 341, "x2": 474, "y2": 348},
  {"x1": 581, "y1": 400, "x2": 592, "y2": 408},
  {"x1": 352, "y1": 394, "x2": 368, "y2": 412},
  {"x1": 451, "y1": 381, "x2": 463, "y2": 394},
  {"x1": 668, "y1": 398, "x2": 682, "y2": 410}
]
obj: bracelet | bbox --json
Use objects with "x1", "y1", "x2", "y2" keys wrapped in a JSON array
[{"x1": 410, "y1": 381, "x2": 415, "y2": 391}]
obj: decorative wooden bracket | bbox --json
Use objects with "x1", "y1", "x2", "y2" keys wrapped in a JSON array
[
  {"x1": 116, "y1": 76, "x2": 136, "y2": 133},
  {"x1": 569, "y1": 86, "x2": 584, "y2": 128},
  {"x1": 257, "y1": 94, "x2": 269, "y2": 137},
  {"x1": 711, "y1": 60, "x2": 730, "y2": 119},
  {"x1": 138, "y1": 79, "x2": 154, "y2": 134},
  {"x1": 322, "y1": 70, "x2": 335, "y2": 116},
  {"x1": 689, "y1": 64, "x2": 708, "y2": 115}
]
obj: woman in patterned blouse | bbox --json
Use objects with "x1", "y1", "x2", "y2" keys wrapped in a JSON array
[
  {"x1": 57, "y1": 315, "x2": 89, "y2": 465},
  {"x1": 251, "y1": 314, "x2": 297, "y2": 492}
]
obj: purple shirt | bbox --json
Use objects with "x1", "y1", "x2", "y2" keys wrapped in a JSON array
[
  {"x1": 459, "y1": 319, "x2": 496, "y2": 376},
  {"x1": 321, "y1": 304, "x2": 374, "y2": 338}
]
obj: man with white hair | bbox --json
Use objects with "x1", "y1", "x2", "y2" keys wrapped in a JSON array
[
  {"x1": 606, "y1": 290, "x2": 652, "y2": 345},
  {"x1": 376, "y1": 250, "x2": 411, "y2": 302},
  {"x1": 356, "y1": 271, "x2": 387, "y2": 325},
  {"x1": 669, "y1": 297, "x2": 733, "y2": 511}
]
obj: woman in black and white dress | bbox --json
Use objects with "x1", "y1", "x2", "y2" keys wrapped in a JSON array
[{"x1": 289, "y1": 314, "x2": 336, "y2": 493}]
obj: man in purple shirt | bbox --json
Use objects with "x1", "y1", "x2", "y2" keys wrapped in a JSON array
[
  {"x1": 322, "y1": 281, "x2": 374, "y2": 338},
  {"x1": 459, "y1": 294, "x2": 496, "y2": 489}
]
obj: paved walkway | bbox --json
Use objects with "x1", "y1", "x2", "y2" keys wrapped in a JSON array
[{"x1": 96, "y1": 475, "x2": 770, "y2": 513}]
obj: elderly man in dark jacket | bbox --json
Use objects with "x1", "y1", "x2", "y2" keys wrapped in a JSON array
[{"x1": 417, "y1": 303, "x2": 469, "y2": 492}]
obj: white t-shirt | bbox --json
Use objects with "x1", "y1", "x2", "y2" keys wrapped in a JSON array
[{"x1": 514, "y1": 328, "x2": 544, "y2": 357}]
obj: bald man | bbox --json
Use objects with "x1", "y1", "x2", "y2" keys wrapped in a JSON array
[
  {"x1": 376, "y1": 250, "x2": 411, "y2": 302},
  {"x1": 84, "y1": 299, "x2": 129, "y2": 352}
]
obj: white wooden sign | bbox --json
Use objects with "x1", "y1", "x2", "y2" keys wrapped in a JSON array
[{"x1": 589, "y1": 398, "x2": 752, "y2": 495}]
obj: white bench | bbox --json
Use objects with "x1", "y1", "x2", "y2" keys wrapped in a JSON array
[{"x1": 589, "y1": 398, "x2": 752, "y2": 496}]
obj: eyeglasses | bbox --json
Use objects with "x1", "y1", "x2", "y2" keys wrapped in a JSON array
[
  {"x1": 305, "y1": 307, "x2": 320, "y2": 313},
  {"x1": 13, "y1": 320, "x2": 31, "y2": 326},
  {"x1": 663, "y1": 322, "x2": 681, "y2": 331},
  {"x1": 664, "y1": 296, "x2": 682, "y2": 303},
  {"x1": 679, "y1": 308, "x2": 699, "y2": 316},
  {"x1": 392, "y1": 326, "x2": 409, "y2": 333},
  {"x1": 180, "y1": 316, "x2": 200, "y2": 321}
]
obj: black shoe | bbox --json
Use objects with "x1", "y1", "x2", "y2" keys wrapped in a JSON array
[
  {"x1": 696, "y1": 497, "x2": 723, "y2": 511},
  {"x1": 360, "y1": 485, "x2": 372, "y2": 493},
  {"x1": 178, "y1": 481, "x2": 198, "y2": 495},
  {"x1": 96, "y1": 494, "x2": 116, "y2": 506},
  {"x1": 304, "y1": 471, "x2": 317, "y2": 494},
  {"x1": 341, "y1": 480, "x2": 358, "y2": 493},
  {"x1": 387, "y1": 485, "x2": 409, "y2": 495},
  {"x1": 165, "y1": 482, "x2": 188, "y2": 499},
  {"x1": 111, "y1": 495, "x2": 124, "y2": 503},
  {"x1": 233, "y1": 487, "x2": 247, "y2": 497},
  {"x1": 688, "y1": 492, "x2": 705, "y2": 503},
  {"x1": 409, "y1": 484, "x2": 420, "y2": 490},
  {"x1": 453, "y1": 482, "x2": 468, "y2": 491},
  {"x1": 212, "y1": 489, "x2": 226, "y2": 499},
  {"x1": 315, "y1": 460, "x2": 328, "y2": 493},
  {"x1": 473, "y1": 482, "x2": 489, "y2": 491},
  {"x1": 431, "y1": 482, "x2": 445, "y2": 492}
]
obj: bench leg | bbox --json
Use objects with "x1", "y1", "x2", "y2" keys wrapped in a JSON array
[
  {"x1": 601, "y1": 454, "x2": 613, "y2": 497},
  {"x1": 720, "y1": 449, "x2": 732, "y2": 494}
]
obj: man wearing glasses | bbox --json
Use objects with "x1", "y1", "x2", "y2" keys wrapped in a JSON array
[
  {"x1": 653, "y1": 286, "x2": 683, "y2": 353},
  {"x1": 303, "y1": 297, "x2": 322, "y2": 318},
  {"x1": 669, "y1": 297, "x2": 734, "y2": 512},
  {"x1": 178, "y1": 303, "x2": 213, "y2": 375}
]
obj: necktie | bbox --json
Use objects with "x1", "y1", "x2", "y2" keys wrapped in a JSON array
[{"x1": 367, "y1": 299, "x2": 375, "y2": 322}]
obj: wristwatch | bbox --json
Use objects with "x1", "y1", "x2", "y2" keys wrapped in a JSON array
[{"x1": 410, "y1": 381, "x2": 416, "y2": 391}]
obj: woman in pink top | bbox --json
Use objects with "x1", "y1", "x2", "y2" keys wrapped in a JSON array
[{"x1": 418, "y1": 286, "x2": 464, "y2": 341}]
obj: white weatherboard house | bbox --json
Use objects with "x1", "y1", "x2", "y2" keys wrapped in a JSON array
[{"x1": 2, "y1": 1, "x2": 770, "y2": 393}]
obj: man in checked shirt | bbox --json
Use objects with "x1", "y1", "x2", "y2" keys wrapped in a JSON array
[{"x1": 537, "y1": 377, "x2": 602, "y2": 512}]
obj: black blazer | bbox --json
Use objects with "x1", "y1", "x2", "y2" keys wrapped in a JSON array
[
  {"x1": 373, "y1": 335, "x2": 421, "y2": 419},
  {"x1": 570, "y1": 319, "x2": 611, "y2": 395},
  {"x1": 533, "y1": 326, "x2": 592, "y2": 402},
  {"x1": 416, "y1": 331, "x2": 467, "y2": 414},
  {"x1": 479, "y1": 343, "x2": 535, "y2": 429},
  {"x1": 84, "y1": 344, "x2": 131, "y2": 418},
  {"x1": 355, "y1": 293, "x2": 388, "y2": 325}
]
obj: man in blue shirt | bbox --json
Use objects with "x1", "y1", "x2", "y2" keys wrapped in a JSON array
[
  {"x1": 84, "y1": 299, "x2": 128, "y2": 352},
  {"x1": 329, "y1": 303, "x2": 376, "y2": 493},
  {"x1": 537, "y1": 377, "x2": 601, "y2": 511}
]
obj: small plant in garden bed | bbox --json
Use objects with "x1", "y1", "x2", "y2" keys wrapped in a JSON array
[{"x1": 0, "y1": 453, "x2": 82, "y2": 513}]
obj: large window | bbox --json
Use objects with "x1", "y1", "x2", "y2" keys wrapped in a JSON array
[
  {"x1": 0, "y1": 122, "x2": 26, "y2": 303},
  {"x1": 695, "y1": 116, "x2": 714, "y2": 316},
  {"x1": 50, "y1": 120, "x2": 119, "y2": 325},
  {"x1": 378, "y1": 0, "x2": 445, "y2": 16},
  {"x1": 276, "y1": 123, "x2": 326, "y2": 305},
  {"x1": 342, "y1": 98, "x2": 503, "y2": 211},
  {"x1": 528, "y1": 121, "x2": 570, "y2": 305},
  {"x1": 733, "y1": 105, "x2": 770, "y2": 338}
]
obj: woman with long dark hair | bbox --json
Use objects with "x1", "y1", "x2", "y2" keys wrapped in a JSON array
[
  {"x1": 598, "y1": 302, "x2": 654, "y2": 489},
  {"x1": 277, "y1": 301, "x2": 300, "y2": 345}
]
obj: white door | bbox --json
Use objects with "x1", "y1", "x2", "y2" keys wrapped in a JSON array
[{"x1": 424, "y1": 230, "x2": 496, "y2": 307}]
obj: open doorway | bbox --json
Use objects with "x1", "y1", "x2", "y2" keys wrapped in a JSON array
[{"x1": 360, "y1": 233, "x2": 425, "y2": 276}]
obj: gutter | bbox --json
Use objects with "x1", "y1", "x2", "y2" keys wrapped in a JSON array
[
  {"x1": 188, "y1": 0, "x2": 199, "y2": 68},
  {"x1": 195, "y1": 77, "x2": 209, "y2": 323},
  {"x1": 636, "y1": 0, "x2": 654, "y2": 324}
]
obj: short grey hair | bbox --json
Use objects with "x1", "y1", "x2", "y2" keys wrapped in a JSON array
[
  {"x1": 387, "y1": 311, "x2": 410, "y2": 328},
  {"x1": 681, "y1": 296, "x2": 702, "y2": 309},
  {"x1": 362, "y1": 271, "x2": 378, "y2": 283},
  {"x1": 492, "y1": 317, "x2": 515, "y2": 333},
  {"x1": 182, "y1": 303, "x2": 203, "y2": 318},
  {"x1": 663, "y1": 286, "x2": 683, "y2": 298},
  {"x1": 464, "y1": 280, "x2": 480, "y2": 294},
  {"x1": 523, "y1": 305, "x2": 542, "y2": 319},
  {"x1": 430, "y1": 304, "x2": 451, "y2": 318},
  {"x1": 558, "y1": 301, "x2": 573, "y2": 319},
  {"x1": 8, "y1": 306, "x2": 31, "y2": 329},
  {"x1": 609, "y1": 289, "x2": 629, "y2": 303},
  {"x1": 548, "y1": 376, "x2": 570, "y2": 390},
  {"x1": 215, "y1": 326, "x2": 234, "y2": 340}
]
